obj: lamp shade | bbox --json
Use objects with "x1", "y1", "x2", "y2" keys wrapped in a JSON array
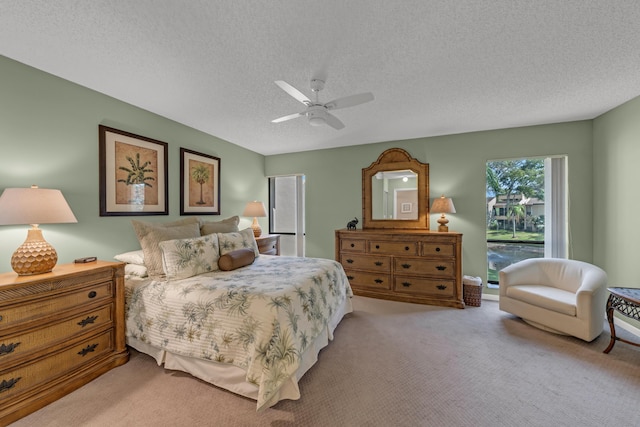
[
  {"x1": 0, "y1": 186, "x2": 78, "y2": 225},
  {"x1": 0, "y1": 186, "x2": 77, "y2": 276},
  {"x1": 242, "y1": 201, "x2": 267, "y2": 218},
  {"x1": 430, "y1": 195, "x2": 456, "y2": 214}
]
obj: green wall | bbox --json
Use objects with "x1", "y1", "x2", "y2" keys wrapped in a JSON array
[
  {"x1": 0, "y1": 56, "x2": 267, "y2": 273},
  {"x1": 265, "y1": 121, "x2": 595, "y2": 294},
  {"x1": 1, "y1": 53, "x2": 624, "y2": 304},
  {"x1": 593, "y1": 96, "x2": 640, "y2": 287}
]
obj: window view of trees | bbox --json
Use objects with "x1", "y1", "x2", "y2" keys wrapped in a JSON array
[{"x1": 486, "y1": 159, "x2": 545, "y2": 284}]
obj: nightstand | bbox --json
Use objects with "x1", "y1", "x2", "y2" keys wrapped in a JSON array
[
  {"x1": 0, "y1": 261, "x2": 129, "y2": 425},
  {"x1": 256, "y1": 234, "x2": 280, "y2": 255}
]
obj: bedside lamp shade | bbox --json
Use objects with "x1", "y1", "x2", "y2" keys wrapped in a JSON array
[
  {"x1": 431, "y1": 195, "x2": 456, "y2": 232},
  {"x1": 0, "y1": 186, "x2": 77, "y2": 275},
  {"x1": 243, "y1": 201, "x2": 267, "y2": 237}
]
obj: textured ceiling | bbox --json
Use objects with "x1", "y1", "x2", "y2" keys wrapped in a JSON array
[{"x1": 2, "y1": 1, "x2": 640, "y2": 155}]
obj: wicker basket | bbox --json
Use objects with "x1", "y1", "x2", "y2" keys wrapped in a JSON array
[{"x1": 463, "y1": 276, "x2": 483, "y2": 307}]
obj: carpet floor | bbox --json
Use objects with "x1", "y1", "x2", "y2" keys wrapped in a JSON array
[{"x1": 10, "y1": 296, "x2": 640, "y2": 427}]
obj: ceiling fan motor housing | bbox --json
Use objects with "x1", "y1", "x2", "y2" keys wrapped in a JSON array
[{"x1": 307, "y1": 105, "x2": 327, "y2": 126}]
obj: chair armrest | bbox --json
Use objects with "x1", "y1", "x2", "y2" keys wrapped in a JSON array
[
  {"x1": 575, "y1": 267, "x2": 608, "y2": 318},
  {"x1": 498, "y1": 259, "x2": 541, "y2": 296}
]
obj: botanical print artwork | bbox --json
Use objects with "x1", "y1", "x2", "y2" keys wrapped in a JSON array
[
  {"x1": 115, "y1": 141, "x2": 159, "y2": 205},
  {"x1": 188, "y1": 158, "x2": 214, "y2": 207}
]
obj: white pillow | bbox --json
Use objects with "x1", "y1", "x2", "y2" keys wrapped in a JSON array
[
  {"x1": 217, "y1": 228, "x2": 260, "y2": 257},
  {"x1": 124, "y1": 263, "x2": 148, "y2": 278},
  {"x1": 114, "y1": 250, "x2": 145, "y2": 265},
  {"x1": 159, "y1": 234, "x2": 220, "y2": 280}
]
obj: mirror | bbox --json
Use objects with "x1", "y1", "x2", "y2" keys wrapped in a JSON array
[
  {"x1": 363, "y1": 148, "x2": 429, "y2": 229},
  {"x1": 371, "y1": 170, "x2": 419, "y2": 220}
]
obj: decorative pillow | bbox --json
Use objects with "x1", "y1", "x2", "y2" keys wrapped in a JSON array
[
  {"x1": 218, "y1": 248, "x2": 255, "y2": 271},
  {"x1": 217, "y1": 228, "x2": 260, "y2": 257},
  {"x1": 131, "y1": 217, "x2": 202, "y2": 278},
  {"x1": 200, "y1": 216, "x2": 240, "y2": 235},
  {"x1": 124, "y1": 263, "x2": 148, "y2": 278},
  {"x1": 159, "y1": 234, "x2": 220, "y2": 280},
  {"x1": 114, "y1": 249, "x2": 145, "y2": 265}
]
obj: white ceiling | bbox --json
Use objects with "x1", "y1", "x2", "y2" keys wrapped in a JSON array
[{"x1": 2, "y1": 1, "x2": 640, "y2": 155}]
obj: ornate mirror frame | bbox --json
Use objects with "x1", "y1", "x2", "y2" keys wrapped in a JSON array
[{"x1": 362, "y1": 148, "x2": 429, "y2": 229}]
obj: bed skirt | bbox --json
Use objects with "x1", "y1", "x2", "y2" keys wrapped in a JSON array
[{"x1": 127, "y1": 294, "x2": 353, "y2": 409}]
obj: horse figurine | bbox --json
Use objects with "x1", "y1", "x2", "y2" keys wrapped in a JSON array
[{"x1": 346, "y1": 217, "x2": 358, "y2": 230}]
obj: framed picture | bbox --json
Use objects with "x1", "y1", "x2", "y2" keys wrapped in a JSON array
[
  {"x1": 99, "y1": 125, "x2": 168, "y2": 216},
  {"x1": 401, "y1": 202, "x2": 412, "y2": 213},
  {"x1": 180, "y1": 148, "x2": 220, "y2": 215}
]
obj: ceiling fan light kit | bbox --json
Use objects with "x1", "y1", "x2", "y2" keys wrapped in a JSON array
[{"x1": 272, "y1": 79, "x2": 374, "y2": 130}]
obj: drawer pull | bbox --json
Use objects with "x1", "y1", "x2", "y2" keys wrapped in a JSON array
[
  {"x1": 402, "y1": 282, "x2": 412, "y2": 287},
  {"x1": 88, "y1": 291, "x2": 98, "y2": 299},
  {"x1": 405, "y1": 246, "x2": 410, "y2": 251},
  {"x1": 78, "y1": 343, "x2": 99, "y2": 357},
  {"x1": 350, "y1": 243, "x2": 355, "y2": 248},
  {"x1": 374, "y1": 279, "x2": 384, "y2": 284},
  {"x1": 374, "y1": 261, "x2": 383, "y2": 266},
  {"x1": 347, "y1": 275, "x2": 354, "y2": 280},
  {"x1": 435, "y1": 247, "x2": 441, "y2": 252},
  {"x1": 375, "y1": 245, "x2": 380, "y2": 249},
  {"x1": 0, "y1": 377, "x2": 21, "y2": 393},
  {"x1": 78, "y1": 315, "x2": 99, "y2": 327},
  {"x1": 0, "y1": 315, "x2": 3, "y2": 322},
  {"x1": 346, "y1": 259, "x2": 354, "y2": 264},
  {"x1": 437, "y1": 284, "x2": 447, "y2": 290},
  {"x1": 436, "y1": 265, "x2": 447, "y2": 271},
  {"x1": 0, "y1": 342, "x2": 21, "y2": 356},
  {"x1": 401, "y1": 263, "x2": 411, "y2": 269}
]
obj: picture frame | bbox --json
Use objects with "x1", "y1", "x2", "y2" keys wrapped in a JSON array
[
  {"x1": 180, "y1": 148, "x2": 220, "y2": 215},
  {"x1": 99, "y1": 125, "x2": 168, "y2": 216}
]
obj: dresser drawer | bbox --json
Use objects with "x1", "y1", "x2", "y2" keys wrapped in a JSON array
[
  {"x1": 393, "y1": 277, "x2": 456, "y2": 297},
  {"x1": 421, "y1": 242, "x2": 455, "y2": 257},
  {"x1": 0, "y1": 281, "x2": 112, "y2": 330},
  {"x1": 341, "y1": 239, "x2": 366, "y2": 252},
  {"x1": 369, "y1": 241, "x2": 418, "y2": 256},
  {"x1": 341, "y1": 254, "x2": 390, "y2": 273},
  {"x1": 394, "y1": 258, "x2": 455, "y2": 278},
  {"x1": 0, "y1": 304, "x2": 113, "y2": 365},
  {"x1": 344, "y1": 270, "x2": 391, "y2": 290},
  {"x1": 0, "y1": 329, "x2": 113, "y2": 402}
]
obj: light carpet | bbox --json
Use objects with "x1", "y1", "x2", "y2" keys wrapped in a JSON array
[{"x1": 10, "y1": 296, "x2": 640, "y2": 427}]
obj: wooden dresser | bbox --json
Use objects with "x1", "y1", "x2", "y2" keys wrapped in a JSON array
[
  {"x1": 256, "y1": 234, "x2": 280, "y2": 255},
  {"x1": 0, "y1": 261, "x2": 129, "y2": 425},
  {"x1": 336, "y1": 229, "x2": 463, "y2": 308}
]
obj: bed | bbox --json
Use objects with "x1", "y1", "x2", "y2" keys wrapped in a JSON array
[{"x1": 123, "y1": 253, "x2": 353, "y2": 410}]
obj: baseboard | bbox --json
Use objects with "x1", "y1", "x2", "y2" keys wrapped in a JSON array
[
  {"x1": 482, "y1": 292, "x2": 640, "y2": 339},
  {"x1": 615, "y1": 317, "x2": 640, "y2": 338},
  {"x1": 482, "y1": 293, "x2": 499, "y2": 301}
]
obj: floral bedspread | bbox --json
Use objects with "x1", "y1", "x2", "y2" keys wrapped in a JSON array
[{"x1": 125, "y1": 255, "x2": 353, "y2": 410}]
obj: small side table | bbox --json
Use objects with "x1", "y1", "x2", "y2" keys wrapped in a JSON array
[
  {"x1": 603, "y1": 287, "x2": 640, "y2": 353},
  {"x1": 255, "y1": 234, "x2": 280, "y2": 256}
]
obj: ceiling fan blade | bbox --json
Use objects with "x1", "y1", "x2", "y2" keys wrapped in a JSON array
[
  {"x1": 275, "y1": 81, "x2": 312, "y2": 106},
  {"x1": 324, "y1": 112, "x2": 345, "y2": 130},
  {"x1": 272, "y1": 112, "x2": 305, "y2": 123},
  {"x1": 325, "y1": 92, "x2": 374, "y2": 111}
]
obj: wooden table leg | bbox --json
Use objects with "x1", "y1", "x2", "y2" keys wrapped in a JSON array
[{"x1": 603, "y1": 294, "x2": 616, "y2": 354}]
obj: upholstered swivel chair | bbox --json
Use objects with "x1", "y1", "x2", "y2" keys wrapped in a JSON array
[{"x1": 499, "y1": 258, "x2": 608, "y2": 342}]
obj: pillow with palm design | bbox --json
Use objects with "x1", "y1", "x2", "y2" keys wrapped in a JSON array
[
  {"x1": 159, "y1": 233, "x2": 220, "y2": 280},
  {"x1": 217, "y1": 228, "x2": 260, "y2": 257}
]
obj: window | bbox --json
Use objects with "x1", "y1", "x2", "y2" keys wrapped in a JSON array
[{"x1": 486, "y1": 156, "x2": 567, "y2": 287}]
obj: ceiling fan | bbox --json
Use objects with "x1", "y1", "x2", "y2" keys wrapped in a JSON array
[{"x1": 272, "y1": 79, "x2": 374, "y2": 130}]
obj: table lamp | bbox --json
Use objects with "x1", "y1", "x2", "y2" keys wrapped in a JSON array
[
  {"x1": 431, "y1": 195, "x2": 456, "y2": 232},
  {"x1": 243, "y1": 201, "x2": 267, "y2": 237},
  {"x1": 0, "y1": 185, "x2": 78, "y2": 275}
]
